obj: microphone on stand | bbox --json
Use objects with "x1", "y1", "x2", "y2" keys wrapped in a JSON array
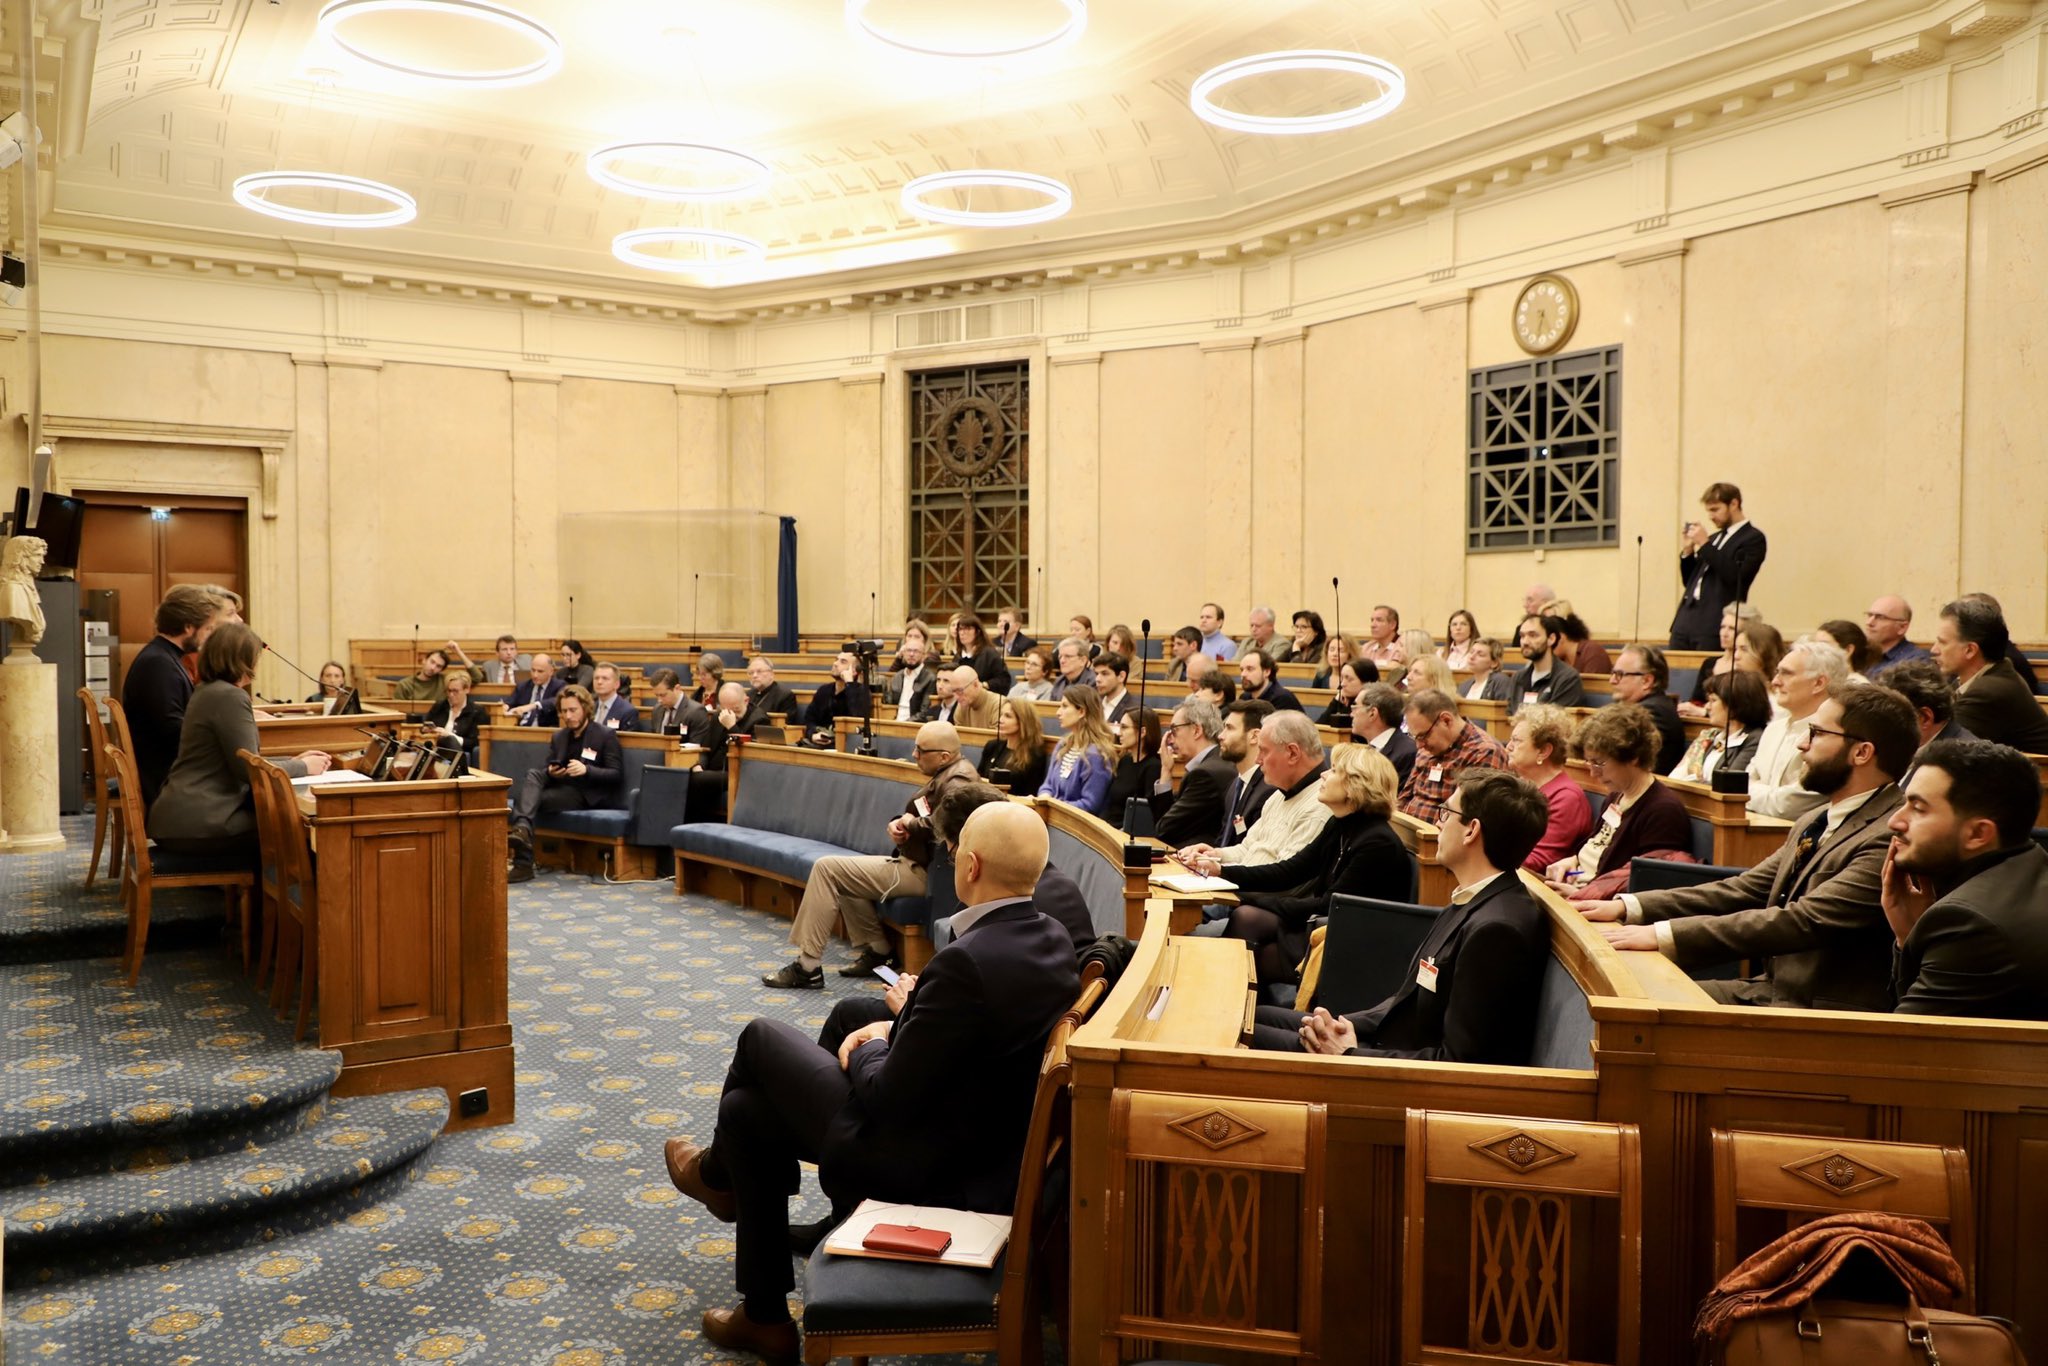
[
  {"x1": 567, "y1": 597, "x2": 575, "y2": 641},
  {"x1": 1124, "y1": 618, "x2": 1152, "y2": 835},
  {"x1": 857, "y1": 591, "x2": 878, "y2": 758},
  {"x1": 691, "y1": 573, "x2": 700, "y2": 653},
  {"x1": 1332, "y1": 576, "x2": 1342, "y2": 640},
  {"x1": 261, "y1": 640, "x2": 325, "y2": 692},
  {"x1": 1631, "y1": 535, "x2": 1644, "y2": 645}
]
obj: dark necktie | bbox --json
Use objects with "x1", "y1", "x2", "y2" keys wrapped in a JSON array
[
  {"x1": 1773, "y1": 815, "x2": 1828, "y2": 906},
  {"x1": 1220, "y1": 776, "x2": 1244, "y2": 846}
]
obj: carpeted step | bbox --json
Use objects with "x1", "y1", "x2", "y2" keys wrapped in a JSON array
[
  {"x1": 4, "y1": 1087, "x2": 449, "y2": 1281},
  {"x1": 2, "y1": 952, "x2": 342, "y2": 1175}
]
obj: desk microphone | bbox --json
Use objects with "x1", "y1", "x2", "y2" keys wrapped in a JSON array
[
  {"x1": 1332, "y1": 576, "x2": 1342, "y2": 639},
  {"x1": 261, "y1": 639, "x2": 325, "y2": 693},
  {"x1": 1125, "y1": 618, "x2": 1152, "y2": 835}
]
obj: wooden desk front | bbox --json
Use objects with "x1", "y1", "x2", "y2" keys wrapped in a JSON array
[{"x1": 256, "y1": 705, "x2": 404, "y2": 759}]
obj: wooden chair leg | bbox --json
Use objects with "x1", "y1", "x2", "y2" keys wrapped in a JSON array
[
  {"x1": 236, "y1": 888, "x2": 253, "y2": 971},
  {"x1": 270, "y1": 915, "x2": 297, "y2": 1012},
  {"x1": 294, "y1": 913, "x2": 317, "y2": 1042},
  {"x1": 254, "y1": 892, "x2": 277, "y2": 990},
  {"x1": 126, "y1": 882, "x2": 152, "y2": 985},
  {"x1": 110, "y1": 813, "x2": 124, "y2": 882},
  {"x1": 86, "y1": 800, "x2": 108, "y2": 887}
]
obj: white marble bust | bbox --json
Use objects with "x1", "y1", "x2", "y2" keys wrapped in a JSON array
[{"x1": 1, "y1": 535, "x2": 48, "y2": 656}]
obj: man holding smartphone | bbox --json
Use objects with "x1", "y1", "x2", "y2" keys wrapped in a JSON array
[
  {"x1": 1669, "y1": 482, "x2": 1768, "y2": 650},
  {"x1": 505, "y1": 684, "x2": 624, "y2": 883}
]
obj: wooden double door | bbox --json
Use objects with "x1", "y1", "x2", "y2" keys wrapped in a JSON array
[{"x1": 73, "y1": 493, "x2": 246, "y2": 694}]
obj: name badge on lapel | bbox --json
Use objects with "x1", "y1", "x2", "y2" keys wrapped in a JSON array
[
  {"x1": 913, "y1": 796, "x2": 931, "y2": 818},
  {"x1": 1416, "y1": 957, "x2": 1440, "y2": 993},
  {"x1": 581, "y1": 748, "x2": 597, "y2": 762},
  {"x1": 1233, "y1": 814, "x2": 1247, "y2": 836},
  {"x1": 1429, "y1": 767, "x2": 1444, "y2": 785}
]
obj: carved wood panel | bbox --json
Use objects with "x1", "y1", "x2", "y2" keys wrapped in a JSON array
[{"x1": 907, "y1": 361, "x2": 1029, "y2": 622}]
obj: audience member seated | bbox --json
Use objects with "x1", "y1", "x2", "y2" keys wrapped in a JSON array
[
  {"x1": 1403, "y1": 652, "x2": 1457, "y2": 697},
  {"x1": 506, "y1": 651, "x2": 562, "y2": 728},
  {"x1": 1749, "y1": 641, "x2": 1849, "y2": 820},
  {"x1": 1068, "y1": 614, "x2": 1101, "y2": 660},
  {"x1": 124, "y1": 586, "x2": 227, "y2": 808},
  {"x1": 706, "y1": 683, "x2": 752, "y2": 766},
  {"x1": 1007, "y1": 645, "x2": 1056, "y2": 701},
  {"x1": 1351, "y1": 682, "x2": 1417, "y2": 787},
  {"x1": 993, "y1": 607, "x2": 1036, "y2": 659},
  {"x1": 1507, "y1": 704, "x2": 1593, "y2": 874},
  {"x1": 1935, "y1": 597, "x2": 2048, "y2": 752},
  {"x1": 1360, "y1": 604, "x2": 1404, "y2": 667},
  {"x1": 978, "y1": 697, "x2": 1050, "y2": 797},
  {"x1": 1434, "y1": 610, "x2": 1480, "y2": 670},
  {"x1": 1152, "y1": 697, "x2": 1232, "y2": 845},
  {"x1": 1682, "y1": 609, "x2": 1773, "y2": 714},
  {"x1": 1961, "y1": 590, "x2": 2044, "y2": 695},
  {"x1": 423, "y1": 670, "x2": 485, "y2": 769},
  {"x1": 1400, "y1": 688, "x2": 1511, "y2": 825},
  {"x1": 662, "y1": 801, "x2": 1078, "y2": 1361},
  {"x1": 647, "y1": 668, "x2": 726, "y2": 750},
  {"x1": 1197, "y1": 602, "x2": 1236, "y2": 662},
  {"x1": 1103, "y1": 707, "x2": 1162, "y2": 827},
  {"x1": 1182, "y1": 710, "x2": 1331, "y2": 875},
  {"x1": 1319, "y1": 657, "x2": 1369, "y2": 729},
  {"x1": 1609, "y1": 644, "x2": 1686, "y2": 776},
  {"x1": 147, "y1": 623, "x2": 331, "y2": 867},
  {"x1": 1164, "y1": 625, "x2": 1203, "y2": 683},
  {"x1": 886, "y1": 620, "x2": 929, "y2": 674},
  {"x1": 392, "y1": 640, "x2": 484, "y2": 706},
  {"x1": 945, "y1": 664, "x2": 1000, "y2": 729},
  {"x1": 1239, "y1": 648, "x2": 1304, "y2": 711},
  {"x1": 1104, "y1": 623, "x2": 1140, "y2": 661},
  {"x1": 1884, "y1": 739, "x2": 2048, "y2": 1019},
  {"x1": 1864, "y1": 595, "x2": 1930, "y2": 678},
  {"x1": 1587, "y1": 684, "x2": 1920, "y2": 1011},
  {"x1": 799, "y1": 651, "x2": 872, "y2": 745},
  {"x1": 506, "y1": 685, "x2": 622, "y2": 883},
  {"x1": 882, "y1": 634, "x2": 937, "y2": 719},
  {"x1": 740, "y1": 656, "x2": 798, "y2": 731},
  {"x1": 1884, "y1": 659, "x2": 1972, "y2": 747},
  {"x1": 761, "y1": 721, "x2": 977, "y2": 989},
  {"x1": 1544, "y1": 703, "x2": 1691, "y2": 897},
  {"x1": 306, "y1": 659, "x2": 349, "y2": 705},
  {"x1": 557, "y1": 639, "x2": 595, "y2": 691},
  {"x1": 1507, "y1": 613, "x2": 1586, "y2": 714},
  {"x1": 644, "y1": 668, "x2": 686, "y2": 736},
  {"x1": 1280, "y1": 609, "x2": 1328, "y2": 666},
  {"x1": 1398, "y1": 628, "x2": 1438, "y2": 671},
  {"x1": 1674, "y1": 670, "x2": 1771, "y2": 781},
  {"x1": 1521, "y1": 582, "x2": 1555, "y2": 619},
  {"x1": 1194, "y1": 664, "x2": 1236, "y2": 711},
  {"x1": 1250, "y1": 769, "x2": 1551, "y2": 1062},
  {"x1": 1553, "y1": 606, "x2": 1613, "y2": 678},
  {"x1": 1463, "y1": 638, "x2": 1516, "y2": 703},
  {"x1": 691, "y1": 653, "x2": 726, "y2": 709},
  {"x1": 1037, "y1": 684, "x2": 1117, "y2": 815},
  {"x1": 1238, "y1": 605, "x2": 1281, "y2": 659},
  {"x1": 1218, "y1": 744, "x2": 1412, "y2": 986},
  {"x1": 949, "y1": 613, "x2": 1013, "y2": 695},
  {"x1": 933, "y1": 784, "x2": 1097, "y2": 953},
  {"x1": 1091, "y1": 650, "x2": 1137, "y2": 724},
  {"x1": 1313, "y1": 632, "x2": 1370, "y2": 689},
  {"x1": 1047, "y1": 636, "x2": 1093, "y2": 700},
  {"x1": 1206, "y1": 700, "x2": 1275, "y2": 843},
  {"x1": 1814, "y1": 618, "x2": 1872, "y2": 674},
  {"x1": 483, "y1": 633, "x2": 524, "y2": 685},
  {"x1": 586, "y1": 661, "x2": 642, "y2": 732}
]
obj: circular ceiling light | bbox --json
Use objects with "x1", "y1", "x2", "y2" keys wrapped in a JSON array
[
  {"x1": 1190, "y1": 49, "x2": 1406, "y2": 136},
  {"x1": 901, "y1": 170, "x2": 1072, "y2": 227},
  {"x1": 612, "y1": 227, "x2": 766, "y2": 273},
  {"x1": 587, "y1": 143, "x2": 772, "y2": 202},
  {"x1": 846, "y1": 0, "x2": 1086, "y2": 58},
  {"x1": 316, "y1": 0, "x2": 564, "y2": 86},
  {"x1": 232, "y1": 171, "x2": 418, "y2": 228}
]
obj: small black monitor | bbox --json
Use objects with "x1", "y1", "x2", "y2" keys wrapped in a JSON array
[{"x1": 9, "y1": 487, "x2": 86, "y2": 569}]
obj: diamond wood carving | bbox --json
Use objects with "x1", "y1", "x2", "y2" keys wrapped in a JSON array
[
  {"x1": 1470, "y1": 1128, "x2": 1578, "y2": 1176},
  {"x1": 1782, "y1": 1149, "x2": 1902, "y2": 1198},
  {"x1": 1164, "y1": 1107, "x2": 1269, "y2": 1153}
]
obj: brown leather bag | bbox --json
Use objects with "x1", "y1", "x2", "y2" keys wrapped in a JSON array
[{"x1": 1715, "y1": 1298, "x2": 2024, "y2": 1365}]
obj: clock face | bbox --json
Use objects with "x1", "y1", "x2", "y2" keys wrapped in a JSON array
[{"x1": 1514, "y1": 276, "x2": 1577, "y2": 354}]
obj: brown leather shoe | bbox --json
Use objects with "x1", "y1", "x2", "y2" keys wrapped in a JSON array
[
  {"x1": 701, "y1": 1305, "x2": 800, "y2": 1363},
  {"x1": 664, "y1": 1140, "x2": 736, "y2": 1222}
]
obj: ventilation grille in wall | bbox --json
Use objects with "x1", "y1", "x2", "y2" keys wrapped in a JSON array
[{"x1": 894, "y1": 299, "x2": 1037, "y2": 351}]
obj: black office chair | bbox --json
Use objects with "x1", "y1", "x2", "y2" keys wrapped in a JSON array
[{"x1": 1312, "y1": 894, "x2": 1444, "y2": 1015}]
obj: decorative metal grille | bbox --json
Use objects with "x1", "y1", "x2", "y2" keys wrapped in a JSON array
[
  {"x1": 908, "y1": 361, "x2": 1030, "y2": 620},
  {"x1": 1467, "y1": 346, "x2": 1621, "y2": 551}
]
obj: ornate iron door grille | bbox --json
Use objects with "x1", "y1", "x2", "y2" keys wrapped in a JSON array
[
  {"x1": 908, "y1": 361, "x2": 1030, "y2": 621},
  {"x1": 1467, "y1": 346, "x2": 1621, "y2": 551}
]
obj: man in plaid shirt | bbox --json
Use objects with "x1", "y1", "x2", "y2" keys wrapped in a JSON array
[{"x1": 1399, "y1": 688, "x2": 1511, "y2": 825}]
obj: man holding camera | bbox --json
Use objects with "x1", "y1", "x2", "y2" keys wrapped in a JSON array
[
  {"x1": 800, "y1": 649, "x2": 873, "y2": 747},
  {"x1": 1669, "y1": 482, "x2": 1767, "y2": 650}
]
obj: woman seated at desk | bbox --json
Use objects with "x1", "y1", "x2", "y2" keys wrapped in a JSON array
[
  {"x1": 1206, "y1": 744, "x2": 1413, "y2": 987},
  {"x1": 148, "y1": 623, "x2": 332, "y2": 866},
  {"x1": 1674, "y1": 670, "x2": 1769, "y2": 782},
  {"x1": 1007, "y1": 646, "x2": 1056, "y2": 702},
  {"x1": 304, "y1": 660, "x2": 348, "y2": 704},
  {"x1": 1463, "y1": 637, "x2": 1516, "y2": 703},
  {"x1": 1103, "y1": 706, "x2": 1162, "y2": 826},
  {"x1": 1544, "y1": 703, "x2": 1691, "y2": 899},
  {"x1": 1318, "y1": 659, "x2": 1370, "y2": 730},
  {"x1": 423, "y1": 669, "x2": 484, "y2": 772},
  {"x1": 977, "y1": 697, "x2": 1049, "y2": 797},
  {"x1": 1507, "y1": 704, "x2": 1592, "y2": 873},
  {"x1": 1037, "y1": 684, "x2": 1116, "y2": 815}
]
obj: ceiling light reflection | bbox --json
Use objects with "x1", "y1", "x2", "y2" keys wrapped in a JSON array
[
  {"x1": 846, "y1": 0, "x2": 1086, "y2": 59},
  {"x1": 1190, "y1": 49, "x2": 1405, "y2": 136},
  {"x1": 232, "y1": 171, "x2": 418, "y2": 228},
  {"x1": 316, "y1": 0, "x2": 564, "y2": 87},
  {"x1": 901, "y1": 170, "x2": 1072, "y2": 227},
  {"x1": 612, "y1": 227, "x2": 766, "y2": 273},
  {"x1": 587, "y1": 143, "x2": 772, "y2": 202}
]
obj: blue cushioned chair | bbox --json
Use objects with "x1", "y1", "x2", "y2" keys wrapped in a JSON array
[
  {"x1": 1314, "y1": 894, "x2": 1444, "y2": 1016},
  {"x1": 799, "y1": 972, "x2": 1108, "y2": 1366},
  {"x1": 1628, "y1": 855, "x2": 1751, "y2": 982}
]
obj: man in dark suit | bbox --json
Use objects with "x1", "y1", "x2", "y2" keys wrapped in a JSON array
[
  {"x1": 664, "y1": 801, "x2": 1079, "y2": 1361},
  {"x1": 740, "y1": 656, "x2": 799, "y2": 732},
  {"x1": 1350, "y1": 683, "x2": 1417, "y2": 788},
  {"x1": 1669, "y1": 482, "x2": 1767, "y2": 650},
  {"x1": 994, "y1": 608, "x2": 1037, "y2": 660},
  {"x1": 586, "y1": 662, "x2": 642, "y2": 733},
  {"x1": 1934, "y1": 598, "x2": 2048, "y2": 752},
  {"x1": 1882, "y1": 659, "x2": 1973, "y2": 749},
  {"x1": 1507, "y1": 614, "x2": 1585, "y2": 715},
  {"x1": 1884, "y1": 739, "x2": 2048, "y2": 1020},
  {"x1": 505, "y1": 651, "x2": 562, "y2": 728},
  {"x1": 506, "y1": 686, "x2": 625, "y2": 883},
  {"x1": 1608, "y1": 644, "x2": 1687, "y2": 775},
  {"x1": 1151, "y1": 698, "x2": 1237, "y2": 846},
  {"x1": 121, "y1": 585, "x2": 223, "y2": 808},
  {"x1": 1092, "y1": 651, "x2": 1138, "y2": 725},
  {"x1": 1250, "y1": 769, "x2": 1551, "y2": 1063},
  {"x1": 1582, "y1": 685, "x2": 1920, "y2": 1011},
  {"x1": 1238, "y1": 648, "x2": 1304, "y2": 712},
  {"x1": 800, "y1": 651, "x2": 873, "y2": 745},
  {"x1": 644, "y1": 668, "x2": 688, "y2": 736}
]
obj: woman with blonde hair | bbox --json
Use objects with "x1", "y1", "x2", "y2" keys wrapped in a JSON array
[
  {"x1": 1313, "y1": 633, "x2": 1368, "y2": 689},
  {"x1": 977, "y1": 696, "x2": 1049, "y2": 797},
  {"x1": 1397, "y1": 627, "x2": 1436, "y2": 670},
  {"x1": 1403, "y1": 652, "x2": 1457, "y2": 696},
  {"x1": 1036, "y1": 683, "x2": 1117, "y2": 815}
]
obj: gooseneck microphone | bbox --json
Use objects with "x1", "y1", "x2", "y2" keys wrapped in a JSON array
[
  {"x1": 1632, "y1": 535, "x2": 1645, "y2": 643},
  {"x1": 261, "y1": 639, "x2": 324, "y2": 692},
  {"x1": 1331, "y1": 576, "x2": 1342, "y2": 640}
]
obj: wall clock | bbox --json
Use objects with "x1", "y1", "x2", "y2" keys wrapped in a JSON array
[{"x1": 1513, "y1": 274, "x2": 1578, "y2": 355}]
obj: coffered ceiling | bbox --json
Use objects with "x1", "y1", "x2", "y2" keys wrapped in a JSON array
[{"x1": 14, "y1": 0, "x2": 2010, "y2": 298}]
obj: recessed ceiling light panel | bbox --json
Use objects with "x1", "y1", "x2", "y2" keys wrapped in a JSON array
[
  {"x1": 612, "y1": 227, "x2": 766, "y2": 273},
  {"x1": 846, "y1": 0, "x2": 1085, "y2": 59},
  {"x1": 317, "y1": 0, "x2": 564, "y2": 86},
  {"x1": 1190, "y1": 49, "x2": 1406, "y2": 136},
  {"x1": 902, "y1": 170, "x2": 1072, "y2": 227},
  {"x1": 232, "y1": 171, "x2": 418, "y2": 228},
  {"x1": 587, "y1": 143, "x2": 773, "y2": 202}
]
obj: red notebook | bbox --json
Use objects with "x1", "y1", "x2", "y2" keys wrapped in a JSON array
[{"x1": 862, "y1": 1223, "x2": 953, "y2": 1258}]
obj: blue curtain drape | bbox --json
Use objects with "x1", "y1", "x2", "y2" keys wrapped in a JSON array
[{"x1": 775, "y1": 516, "x2": 799, "y2": 651}]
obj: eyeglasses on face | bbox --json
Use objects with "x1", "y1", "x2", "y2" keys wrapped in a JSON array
[
  {"x1": 1802, "y1": 723, "x2": 1864, "y2": 745},
  {"x1": 1609, "y1": 670, "x2": 1650, "y2": 680},
  {"x1": 1865, "y1": 612, "x2": 1909, "y2": 624}
]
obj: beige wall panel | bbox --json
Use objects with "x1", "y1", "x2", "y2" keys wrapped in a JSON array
[
  {"x1": 1203, "y1": 344, "x2": 1256, "y2": 622},
  {"x1": 375, "y1": 363, "x2": 514, "y2": 634},
  {"x1": 508, "y1": 376, "x2": 562, "y2": 638},
  {"x1": 1088, "y1": 276, "x2": 1212, "y2": 335},
  {"x1": 1455, "y1": 167, "x2": 1634, "y2": 268},
  {"x1": 1246, "y1": 337, "x2": 1301, "y2": 621},
  {"x1": 1962, "y1": 158, "x2": 2048, "y2": 638},
  {"x1": 1096, "y1": 345, "x2": 1201, "y2": 624},
  {"x1": 765, "y1": 380, "x2": 851, "y2": 632},
  {"x1": 556, "y1": 377, "x2": 679, "y2": 512},
  {"x1": 45, "y1": 268, "x2": 323, "y2": 352},
  {"x1": 1667, "y1": 93, "x2": 1899, "y2": 208},
  {"x1": 550, "y1": 313, "x2": 697, "y2": 375},
  {"x1": 676, "y1": 390, "x2": 725, "y2": 510},
  {"x1": 840, "y1": 377, "x2": 885, "y2": 631},
  {"x1": 1044, "y1": 356, "x2": 1102, "y2": 632},
  {"x1": 46, "y1": 335, "x2": 295, "y2": 430},
  {"x1": 325, "y1": 363, "x2": 384, "y2": 642},
  {"x1": 1680, "y1": 201, "x2": 1888, "y2": 633},
  {"x1": 360, "y1": 293, "x2": 521, "y2": 357},
  {"x1": 290, "y1": 359, "x2": 332, "y2": 667},
  {"x1": 1293, "y1": 223, "x2": 1428, "y2": 305}
]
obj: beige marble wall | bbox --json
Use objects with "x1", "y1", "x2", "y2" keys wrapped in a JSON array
[
  {"x1": 1043, "y1": 354, "x2": 1102, "y2": 634},
  {"x1": 1094, "y1": 346, "x2": 1203, "y2": 627},
  {"x1": 764, "y1": 380, "x2": 851, "y2": 633}
]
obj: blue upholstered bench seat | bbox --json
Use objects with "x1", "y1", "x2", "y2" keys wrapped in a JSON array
[
  {"x1": 670, "y1": 827, "x2": 859, "y2": 886},
  {"x1": 670, "y1": 752, "x2": 920, "y2": 889},
  {"x1": 544, "y1": 807, "x2": 633, "y2": 838},
  {"x1": 800, "y1": 1243, "x2": 1006, "y2": 1335}
]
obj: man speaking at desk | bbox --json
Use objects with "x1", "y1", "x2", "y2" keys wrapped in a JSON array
[
  {"x1": 1251, "y1": 770, "x2": 1551, "y2": 1064},
  {"x1": 664, "y1": 801, "x2": 1078, "y2": 1362}
]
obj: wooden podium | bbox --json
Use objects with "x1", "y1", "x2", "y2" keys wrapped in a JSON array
[{"x1": 303, "y1": 773, "x2": 514, "y2": 1130}]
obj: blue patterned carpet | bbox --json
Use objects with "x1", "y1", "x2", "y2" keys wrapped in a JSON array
[{"x1": 3, "y1": 820, "x2": 1014, "y2": 1365}]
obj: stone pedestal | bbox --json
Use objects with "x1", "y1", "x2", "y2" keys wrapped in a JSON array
[{"x1": 0, "y1": 655, "x2": 64, "y2": 854}]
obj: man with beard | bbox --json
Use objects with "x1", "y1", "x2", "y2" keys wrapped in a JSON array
[
  {"x1": 1577, "y1": 684, "x2": 1919, "y2": 1012},
  {"x1": 1506, "y1": 613, "x2": 1585, "y2": 715},
  {"x1": 1883, "y1": 739, "x2": 2048, "y2": 1020}
]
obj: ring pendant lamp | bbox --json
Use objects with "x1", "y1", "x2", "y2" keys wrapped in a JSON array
[
  {"x1": 612, "y1": 227, "x2": 766, "y2": 273},
  {"x1": 901, "y1": 170, "x2": 1072, "y2": 227},
  {"x1": 845, "y1": 0, "x2": 1086, "y2": 58},
  {"x1": 587, "y1": 142, "x2": 772, "y2": 201},
  {"x1": 316, "y1": 0, "x2": 564, "y2": 86},
  {"x1": 232, "y1": 171, "x2": 418, "y2": 228},
  {"x1": 1190, "y1": 49, "x2": 1406, "y2": 135}
]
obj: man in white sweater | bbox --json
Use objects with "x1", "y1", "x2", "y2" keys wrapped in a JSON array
[
  {"x1": 1746, "y1": 640, "x2": 1850, "y2": 821},
  {"x1": 1180, "y1": 710, "x2": 1332, "y2": 874}
]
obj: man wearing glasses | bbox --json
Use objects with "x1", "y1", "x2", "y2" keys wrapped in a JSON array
[
  {"x1": 1150, "y1": 698, "x2": 1236, "y2": 846},
  {"x1": 1399, "y1": 689, "x2": 1510, "y2": 826},
  {"x1": 761, "y1": 721, "x2": 978, "y2": 990},
  {"x1": 1578, "y1": 685, "x2": 1920, "y2": 1012},
  {"x1": 1747, "y1": 641, "x2": 1850, "y2": 821},
  {"x1": 1607, "y1": 645, "x2": 1687, "y2": 776},
  {"x1": 1251, "y1": 770, "x2": 1551, "y2": 1063},
  {"x1": 1862, "y1": 596, "x2": 1928, "y2": 679}
]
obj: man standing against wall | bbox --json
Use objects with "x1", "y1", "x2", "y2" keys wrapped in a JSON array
[{"x1": 1669, "y1": 482, "x2": 1767, "y2": 650}]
